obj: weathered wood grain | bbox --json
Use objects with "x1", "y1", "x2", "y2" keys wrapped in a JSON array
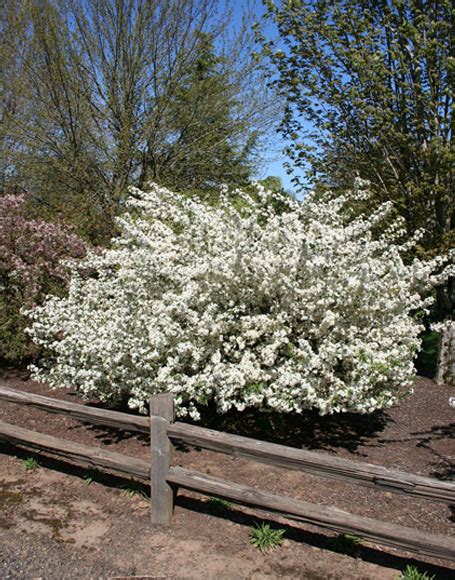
[
  {"x1": 1, "y1": 386, "x2": 453, "y2": 505},
  {"x1": 150, "y1": 393, "x2": 174, "y2": 424},
  {"x1": 1, "y1": 414, "x2": 454, "y2": 562},
  {"x1": 168, "y1": 422, "x2": 455, "y2": 504},
  {"x1": 0, "y1": 385, "x2": 149, "y2": 433},
  {"x1": 168, "y1": 466, "x2": 455, "y2": 562},
  {"x1": 0, "y1": 420, "x2": 149, "y2": 480},
  {"x1": 150, "y1": 394, "x2": 175, "y2": 525}
]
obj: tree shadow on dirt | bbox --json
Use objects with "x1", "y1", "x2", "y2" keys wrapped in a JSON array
[
  {"x1": 191, "y1": 403, "x2": 391, "y2": 455},
  {"x1": 66, "y1": 420, "x2": 190, "y2": 452},
  {"x1": 411, "y1": 423, "x2": 455, "y2": 444},
  {"x1": 66, "y1": 420, "x2": 150, "y2": 446},
  {"x1": 176, "y1": 494, "x2": 454, "y2": 579},
  {"x1": 415, "y1": 424, "x2": 454, "y2": 482},
  {"x1": 430, "y1": 458, "x2": 455, "y2": 481},
  {"x1": 377, "y1": 423, "x2": 455, "y2": 480},
  {"x1": 2, "y1": 442, "x2": 453, "y2": 579}
]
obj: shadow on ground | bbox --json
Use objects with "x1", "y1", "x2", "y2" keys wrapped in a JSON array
[
  {"x1": 193, "y1": 403, "x2": 391, "y2": 454},
  {"x1": 69, "y1": 400, "x2": 392, "y2": 456},
  {"x1": 1, "y1": 443, "x2": 453, "y2": 580}
]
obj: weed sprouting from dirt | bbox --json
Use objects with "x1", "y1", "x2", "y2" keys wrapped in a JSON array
[
  {"x1": 120, "y1": 481, "x2": 148, "y2": 499},
  {"x1": 208, "y1": 497, "x2": 233, "y2": 511},
  {"x1": 400, "y1": 565, "x2": 435, "y2": 580},
  {"x1": 83, "y1": 469, "x2": 104, "y2": 486},
  {"x1": 326, "y1": 533, "x2": 363, "y2": 556},
  {"x1": 249, "y1": 522, "x2": 285, "y2": 553},
  {"x1": 23, "y1": 457, "x2": 40, "y2": 471}
]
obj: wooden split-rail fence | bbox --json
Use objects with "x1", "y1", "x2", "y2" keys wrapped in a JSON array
[{"x1": 0, "y1": 385, "x2": 454, "y2": 562}]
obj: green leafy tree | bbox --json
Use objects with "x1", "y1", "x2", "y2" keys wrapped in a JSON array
[
  {"x1": 0, "y1": 0, "x2": 29, "y2": 196},
  {"x1": 1, "y1": 0, "x2": 276, "y2": 243},
  {"x1": 261, "y1": 0, "x2": 454, "y2": 324},
  {"x1": 258, "y1": 175, "x2": 283, "y2": 193},
  {"x1": 146, "y1": 33, "x2": 256, "y2": 193},
  {"x1": 1, "y1": 0, "x2": 112, "y2": 243}
]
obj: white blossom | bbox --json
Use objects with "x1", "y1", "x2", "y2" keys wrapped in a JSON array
[{"x1": 27, "y1": 182, "x2": 451, "y2": 419}]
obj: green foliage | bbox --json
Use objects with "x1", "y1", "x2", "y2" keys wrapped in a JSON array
[
  {"x1": 401, "y1": 565, "x2": 435, "y2": 580},
  {"x1": 209, "y1": 497, "x2": 233, "y2": 511},
  {"x1": 415, "y1": 330, "x2": 440, "y2": 378},
  {"x1": 22, "y1": 457, "x2": 40, "y2": 471},
  {"x1": 249, "y1": 522, "x2": 285, "y2": 553},
  {"x1": 150, "y1": 32, "x2": 255, "y2": 193},
  {"x1": 83, "y1": 469, "x2": 104, "y2": 486},
  {"x1": 326, "y1": 533, "x2": 362, "y2": 556},
  {"x1": 120, "y1": 481, "x2": 148, "y2": 499},
  {"x1": 1, "y1": 1, "x2": 273, "y2": 242},
  {"x1": 0, "y1": 294, "x2": 40, "y2": 365},
  {"x1": 262, "y1": 0, "x2": 454, "y2": 319},
  {"x1": 258, "y1": 176, "x2": 283, "y2": 193}
]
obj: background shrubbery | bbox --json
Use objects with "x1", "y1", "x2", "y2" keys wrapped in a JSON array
[
  {"x1": 415, "y1": 331, "x2": 440, "y2": 378},
  {"x1": 0, "y1": 194, "x2": 86, "y2": 364}
]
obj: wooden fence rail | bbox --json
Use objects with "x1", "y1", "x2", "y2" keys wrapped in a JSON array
[
  {"x1": 0, "y1": 385, "x2": 454, "y2": 562},
  {"x1": 167, "y1": 422, "x2": 455, "y2": 504},
  {"x1": 167, "y1": 467, "x2": 455, "y2": 561},
  {"x1": 0, "y1": 386, "x2": 453, "y2": 504},
  {"x1": 0, "y1": 419, "x2": 149, "y2": 480},
  {"x1": 0, "y1": 386, "x2": 149, "y2": 433}
]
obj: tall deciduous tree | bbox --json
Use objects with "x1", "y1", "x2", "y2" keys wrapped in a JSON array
[
  {"x1": 261, "y1": 0, "x2": 454, "y2": 382},
  {"x1": 2, "y1": 0, "x2": 275, "y2": 242},
  {"x1": 0, "y1": 1, "x2": 28, "y2": 195}
]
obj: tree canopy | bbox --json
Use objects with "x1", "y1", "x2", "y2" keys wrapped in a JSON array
[
  {"x1": 146, "y1": 32, "x2": 256, "y2": 192},
  {"x1": 261, "y1": 0, "x2": 454, "y2": 317},
  {"x1": 1, "y1": 0, "x2": 275, "y2": 242}
]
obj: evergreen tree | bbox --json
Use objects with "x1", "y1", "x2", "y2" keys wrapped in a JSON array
[{"x1": 148, "y1": 33, "x2": 256, "y2": 192}]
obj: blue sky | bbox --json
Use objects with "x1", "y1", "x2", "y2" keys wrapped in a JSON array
[
  {"x1": 257, "y1": 140, "x2": 300, "y2": 195},
  {"x1": 227, "y1": 0, "x2": 302, "y2": 195}
]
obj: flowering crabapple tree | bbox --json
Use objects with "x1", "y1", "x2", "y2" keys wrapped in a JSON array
[
  {"x1": 28, "y1": 181, "x2": 452, "y2": 418},
  {"x1": 0, "y1": 194, "x2": 87, "y2": 362}
]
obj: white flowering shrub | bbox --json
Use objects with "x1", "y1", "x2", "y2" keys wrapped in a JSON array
[{"x1": 27, "y1": 181, "x2": 451, "y2": 419}]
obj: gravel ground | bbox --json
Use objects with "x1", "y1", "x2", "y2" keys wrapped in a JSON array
[{"x1": 0, "y1": 530, "x2": 117, "y2": 579}]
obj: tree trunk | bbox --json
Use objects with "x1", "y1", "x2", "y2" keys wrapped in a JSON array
[{"x1": 436, "y1": 320, "x2": 455, "y2": 386}]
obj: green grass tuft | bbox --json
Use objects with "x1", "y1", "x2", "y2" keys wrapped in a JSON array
[
  {"x1": 208, "y1": 496, "x2": 233, "y2": 510},
  {"x1": 326, "y1": 533, "x2": 362, "y2": 556},
  {"x1": 249, "y1": 522, "x2": 285, "y2": 553},
  {"x1": 401, "y1": 565, "x2": 435, "y2": 580},
  {"x1": 120, "y1": 481, "x2": 148, "y2": 499},
  {"x1": 22, "y1": 457, "x2": 40, "y2": 471},
  {"x1": 83, "y1": 469, "x2": 104, "y2": 486}
]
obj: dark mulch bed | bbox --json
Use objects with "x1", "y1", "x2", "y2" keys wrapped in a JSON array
[{"x1": 0, "y1": 370, "x2": 454, "y2": 578}]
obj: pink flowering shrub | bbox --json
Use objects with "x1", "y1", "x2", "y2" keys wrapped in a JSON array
[{"x1": 0, "y1": 194, "x2": 87, "y2": 363}]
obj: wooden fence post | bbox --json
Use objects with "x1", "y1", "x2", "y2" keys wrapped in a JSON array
[{"x1": 150, "y1": 393, "x2": 175, "y2": 525}]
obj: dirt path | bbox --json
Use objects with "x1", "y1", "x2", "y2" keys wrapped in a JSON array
[
  {"x1": 0, "y1": 373, "x2": 454, "y2": 579},
  {"x1": 0, "y1": 455, "x2": 401, "y2": 580}
]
